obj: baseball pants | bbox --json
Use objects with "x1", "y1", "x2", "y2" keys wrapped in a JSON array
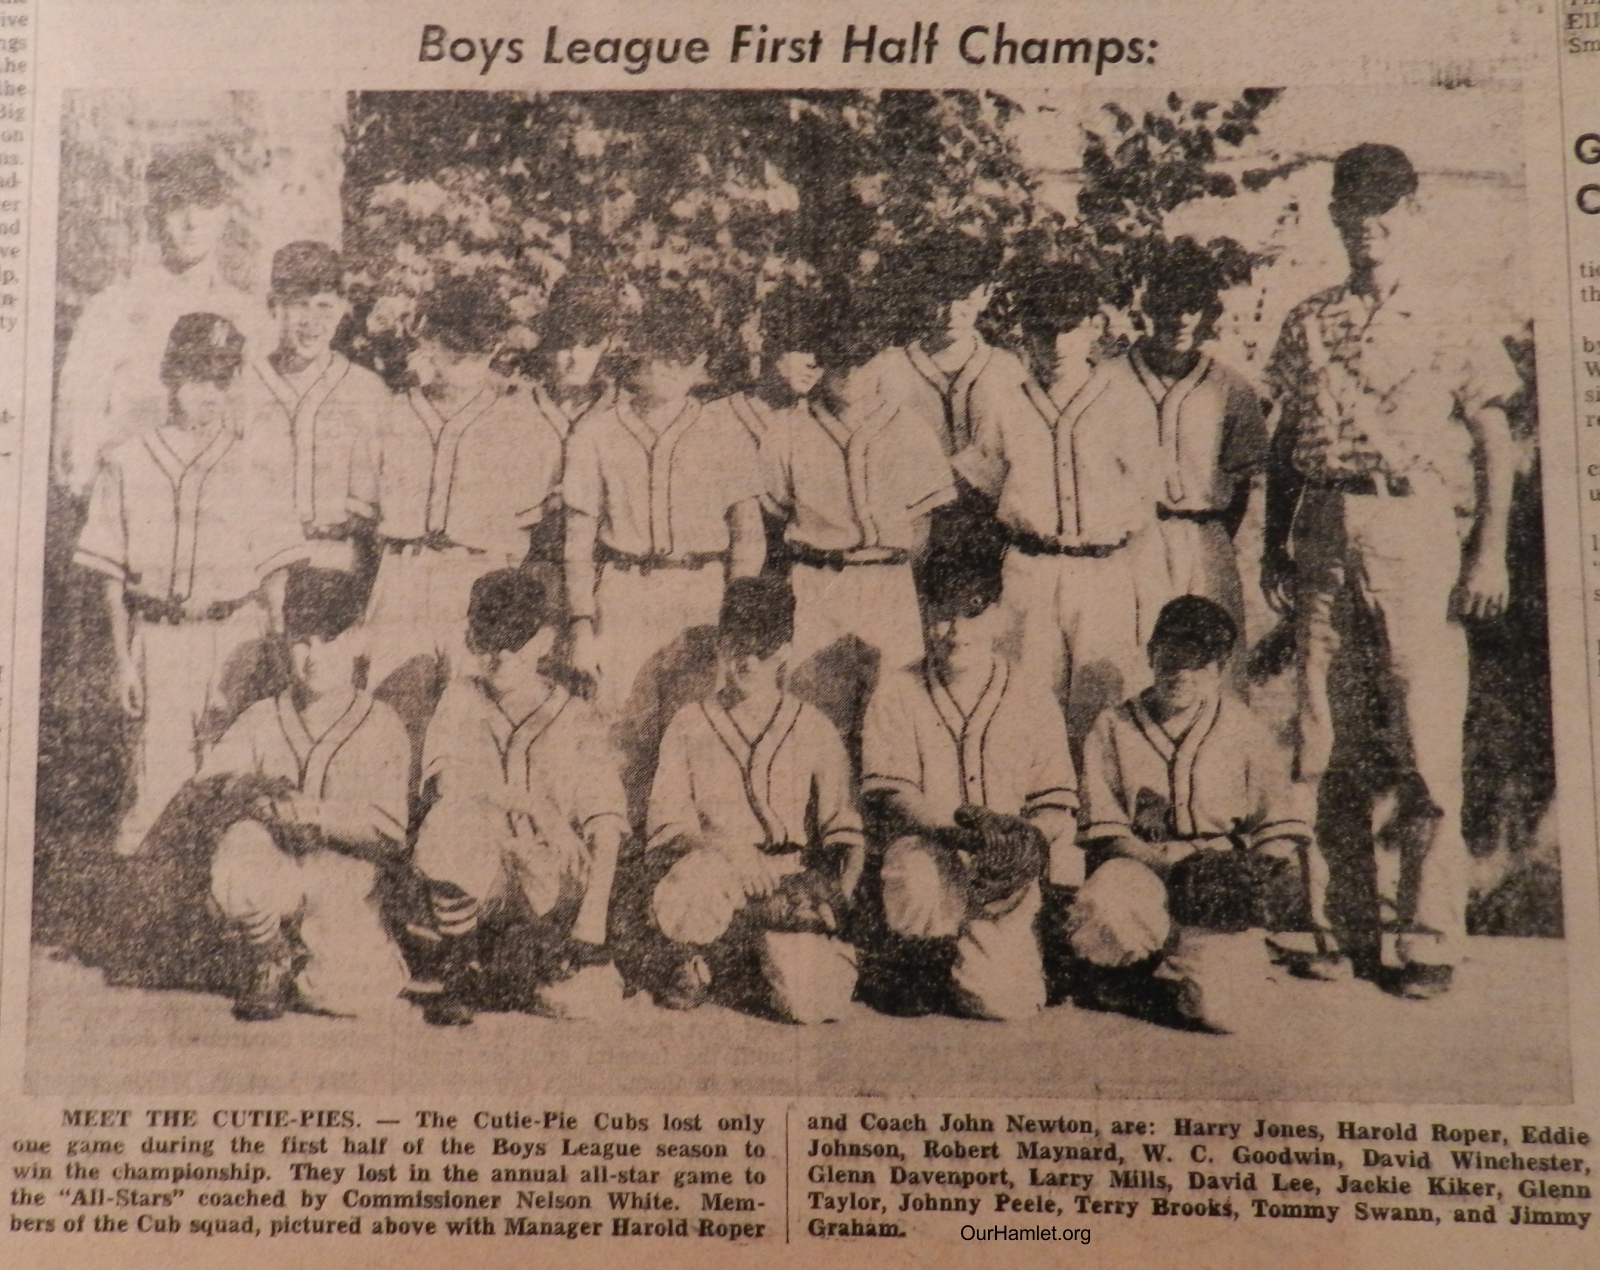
[
  {"x1": 210, "y1": 819, "x2": 408, "y2": 1014},
  {"x1": 118, "y1": 602, "x2": 267, "y2": 857},
  {"x1": 880, "y1": 834, "x2": 1045, "y2": 1020},
  {"x1": 414, "y1": 794, "x2": 593, "y2": 934},
  {"x1": 1001, "y1": 535, "x2": 1156, "y2": 746}
]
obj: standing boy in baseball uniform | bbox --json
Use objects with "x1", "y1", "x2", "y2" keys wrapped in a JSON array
[
  {"x1": 643, "y1": 577, "x2": 865, "y2": 1023},
  {"x1": 727, "y1": 285, "x2": 827, "y2": 453},
  {"x1": 410, "y1": 570, "x2": 629, "y2": 1025},
  {"x1": 356, "y1": 275, "x2": 567, "y2": 721},
  {"x1": 860, "y1": 522, "x2": 1078, "y2": 1020},
  {"x1": 1261, "y1": 144, "x2": 1521, "y2": 998},
  {"x1": 758, "y1": 308, "x2": 955, "y2": 757},
  {"x1": 1130, "y1": 239, "x2": 1268, "y2": 630},
  {"x1": 76, "y1": 313, "x2": 307, "y2": 858},
  {"x1": 866, "y1": 231, "x2": 1007, "y2": 458},
  {"x1": 205, "y1": 566, "x2": 412, "y2": 1020},
  {"x1": 1063, "y1": 596, "x2": 1315, "y2": 1032},
  {"x1": 521, "y1": 275, "x2": 615, "y2": 607},
  {"x1": 564, "y1": 289, "x2": 767, "y2": 817},
  {"x1": 236, "y1": 242, "x2": 395, "y2": 575},
  {"x1": 953, "y1": 263, "x2": 1163, "y2": 747}
]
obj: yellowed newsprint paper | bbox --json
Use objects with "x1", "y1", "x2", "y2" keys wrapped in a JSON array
[{"x1": 0, "y1": 1, "x2": 1596, "y2": 1266}]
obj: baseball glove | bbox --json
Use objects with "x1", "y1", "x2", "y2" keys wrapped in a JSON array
[{"x1": 954, "y1": 806, "x2": 1047, "y2": 908}]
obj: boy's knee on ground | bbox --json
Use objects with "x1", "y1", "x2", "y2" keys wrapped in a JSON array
[
  {"x1": 211, "y1": 819, "x2": 302, "y2": 936},
  {"x1": 652, "y1": 847, "x2": 743, "y2": 946},
  {"x1": 881, "y1": 837, "x2": 963, "y2": 939},
  {"x1": 1065, "y1": 857, "x2": 1171, "y2": 967}
]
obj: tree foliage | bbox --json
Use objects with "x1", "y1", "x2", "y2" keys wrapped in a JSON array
[{"x1": 340, "y1": 88, "x2": 1282, "y2": 385}]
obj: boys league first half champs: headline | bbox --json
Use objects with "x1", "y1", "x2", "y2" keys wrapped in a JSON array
[{"x1": 417, "y1": 21, "x2": 1157, "y2": 78}]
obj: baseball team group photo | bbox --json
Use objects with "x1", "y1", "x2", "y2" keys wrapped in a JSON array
[{"x1": 25, "y1": 83, "x2": 1567, "y2": 1101}]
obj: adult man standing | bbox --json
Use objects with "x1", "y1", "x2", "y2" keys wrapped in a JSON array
[{"x1": 1261, "y1": 143, "x2": 1521, "y2": 998}]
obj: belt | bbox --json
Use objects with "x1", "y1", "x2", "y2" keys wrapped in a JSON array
[
  {"x1": 1305, "y1": 473, "x2": 1411, "y2": 497},
  {"x1": 305, "y1": 522, "x2": 354, "y2": 542},
  {"x1": 126, "y1": 592, "x2": 254, "y2": 625},
  {"x1": 382, "y1": 533, "x2": 485, "y2": 556},
  {"x1": 1007, "y1": 527, "x2": 1128, "y2": 559},
  {"x1": 1157, "y1": 506, "x2": 1231, "y2": 524},
  {"x1": 598, "y1": 543, "x2": 727, "y2": 574},
  {"x1": 787, "y1": 542, "x2": 910, "y2": 571}
]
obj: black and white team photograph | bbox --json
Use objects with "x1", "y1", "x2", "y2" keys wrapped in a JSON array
[{"x1": 26, "y1": 82, "x2": 1563, "y2": 1101}]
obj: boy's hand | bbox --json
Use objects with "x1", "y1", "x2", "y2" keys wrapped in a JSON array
[
  {"x1": 115, "y1": 654, "x2": 145, "y2": 718},
  {"x1": 723, "y1": 845, "x2": 781, "y2": 899},
  {"x1": 569, "y1": 620, "x2": 600, "y2": 689}
]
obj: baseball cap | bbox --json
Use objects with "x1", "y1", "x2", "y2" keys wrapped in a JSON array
[{"x1": 159, "y1": 313, "x2": 246, "y2": 387}]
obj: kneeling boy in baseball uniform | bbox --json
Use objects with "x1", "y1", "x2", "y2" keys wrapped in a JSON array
[
  {"x1": 643, "y1": 577, "x2": 865, "y2": 1023},
  {"x1": 1062, "y1": 596, "x2": 1316, "y2": 1031},
  {"x1": 410, "y1": 570, "x2": 629, "y2": 1025},
  {"x1": 206, "y1": 566, "x2": 411, "y2": 1021},
  {"x1": 860, "y1": 522, "x2": 1078, "y2": 1020}
]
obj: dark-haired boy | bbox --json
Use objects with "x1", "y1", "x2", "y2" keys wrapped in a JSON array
[
  {"x1": 954, "y1": 262, "x2": 1163, "y2": 745},
  {"x1": 860, "y1": 522, "x2": 1077, "y2": 1019},
  {"x1": 1129, "y1": 240, "x2": 1267, "y2": 628},
  {"x1": 755, "y1": 304, "x2": 955, "y2": 751},
  {"x1": 564, "y1": 288, "x2": 767, "y2": 814},
  {"x1": 1063, "y1": 596, "x2": 1315, "y2": 1031},
  {"x1": 236, "y1": 242, "x2": 397, "y2": 573},
  {"x1": 866, "y1": 230, "x2": 1007, "y2": 457},
  {"x1": 356, "y1": 274, "x2": 567, "y2": 692},
  {"x1": 411, "y1": 570, "x2": 628, "y2": 1025},
  {"x1": 55, "y1": 149, "x2": 262, "y2": 495},
  {"x1": 76, "y1": 313, "x2": 307, "y2": 857},
  {"x1": 205, "y1": 566, "x2": 411, "y2": 1020},
  {"x1": 645, "y1": 576, "x2": 864, "y2": 1023}
]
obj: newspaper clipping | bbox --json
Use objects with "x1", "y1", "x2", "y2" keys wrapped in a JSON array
[{"x1": 1, "y1": 1, "x2": 1597, "y2": 1266}]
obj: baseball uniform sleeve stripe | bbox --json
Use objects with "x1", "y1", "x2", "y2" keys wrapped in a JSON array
[
  {"x1": 72, "y1": 546, "x2": 130, "y2": 582},
  {"x1": 1247, "y1": 817, "x2": 1314, "y2": 847},
  {"x1": 1023, "y1": 787, "x2": 1080, "y2": 815},
  {"x1": 1083, "y1": 818, "x2": 1134, "y2": 839}
]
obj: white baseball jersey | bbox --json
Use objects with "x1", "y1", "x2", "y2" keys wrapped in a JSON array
[
  {"x1": 75, "y1": 422, "x2": 307, "y2": 608},
  {"x1": 201, "y1": 689, "x2": 411, "y2": 846},
  {"x1": 422, "y1": 674, "x2": 627, "y2": 837},
  {"x1": 52, "y1": 265, "x2": 264, "y2": 496},
  {"x1": 354, "y1": 377, "x2": 563, "y2": 559},
  {"x1": 647, "y1": 694, "x2": 864, "y2": 856},
  {"x1": 868, "y1": 337, "x2": 1005, "y2": 455},
  {"x1": 760, "y1": 397, "x2": 954, "y2": 553},
  {"x1": 1127, "y1": 348, "x2": 1266, "y2": 514},
  {"x1": 1080, "y1": 690, "x2": 1311, "y2": 850},
  {"x1": 236, "y1": 351, "x2": 397, "y2": 537},
  {"x1": 862, "y1": 656, "x2": 1079, "y2": 826},
  {"x1": 955, "y1": 352, "x2": 1160, "y2": 550},
  {"x1": 562, "y1": 395, "x2": 764, "y2": 559}
]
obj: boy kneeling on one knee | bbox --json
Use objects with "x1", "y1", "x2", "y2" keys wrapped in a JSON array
[
  {"x1": 411, "y1": 569, "x2": 629, "y2": 1025},
  {"x1": 860, "y1": 521, "x2": 1079, "y2": 1020},
  {"x1": 1065, "y1": 595, "x2": 1314, "y2": 1031},
  {"x1": 645, "y1": 576, "x2": 865, "y2": 1023}
]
